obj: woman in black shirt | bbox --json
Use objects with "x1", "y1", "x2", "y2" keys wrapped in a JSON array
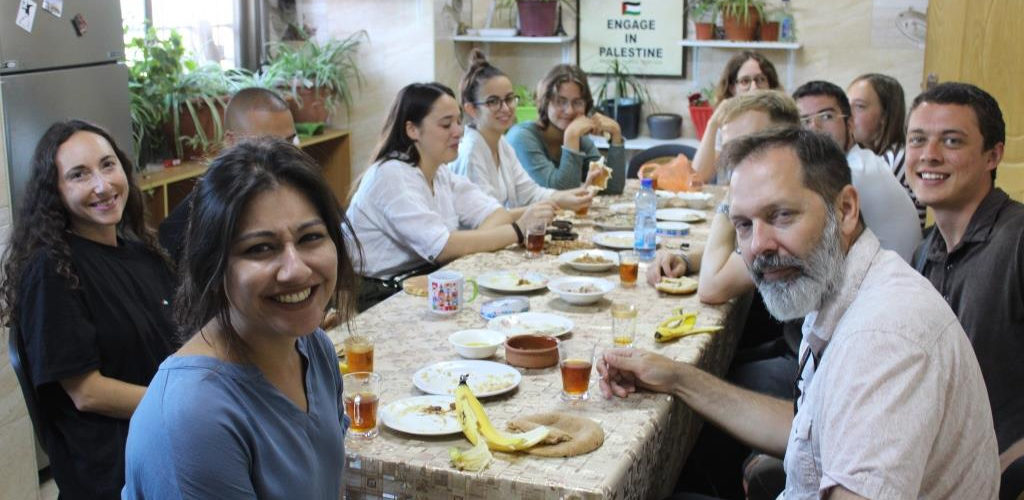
[{"x1": 0, "y1": 120, "x2": 176, "y2": 499}]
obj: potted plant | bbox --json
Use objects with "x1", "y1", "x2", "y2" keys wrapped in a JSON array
[
  {"x1": 265, "y1": 30, "x2": 367, "y2": 124},
  {"x1": 687, "y1": 86, "x2": 715, "y2": 140},
  {"x1": 506, "y1": 0, "x2": 575, "y2": 37},
  {"x1": 126, "y1": 26, "x2": 230, "y2": 164},
  {"x1": 759, "y1": 6, "x2": 781, "y2": 41},
  {"x1": 719, "y1": 0, "x2": 764, "y2": 41},
  {"x1": 689, "y1": 0, "x2": 718, "y2": 40},
  {"x1": 594, "y1": 59, "x2": 650, "y2": 140}
]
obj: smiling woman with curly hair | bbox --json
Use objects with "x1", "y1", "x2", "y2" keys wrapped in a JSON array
[{"x1": 0, "y1": 119, "x2": 176, "y2": 499}]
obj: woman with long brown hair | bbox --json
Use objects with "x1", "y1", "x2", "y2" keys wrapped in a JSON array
[{"x1": 0, "y1": 120, "x2": 176, "y2": 499}]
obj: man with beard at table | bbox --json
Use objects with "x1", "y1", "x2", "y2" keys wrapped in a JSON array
[{"x1": 598, "y1": 127, "x2": 1000, "y2": 499}]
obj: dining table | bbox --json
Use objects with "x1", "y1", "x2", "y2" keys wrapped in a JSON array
[{"x1": 326, "y1": 182, "x2": 751, "y2": 500}]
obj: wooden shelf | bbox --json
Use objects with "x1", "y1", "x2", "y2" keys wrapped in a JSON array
[
  {"x1": 138, "y1": 129, "x2": 351, "y2": 228},
  {"x1": 677, "y1": 39, "x2": 801, "y2": 50}
]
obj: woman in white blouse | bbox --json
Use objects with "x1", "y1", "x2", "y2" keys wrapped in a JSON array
[
  {"x1": 346, "y1": 82, "x2": 554, "y2": 310},
  {"x1": 451, "y1": 50, "x2": 596, "y2": 210}
]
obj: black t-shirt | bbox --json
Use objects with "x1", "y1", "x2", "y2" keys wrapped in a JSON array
[{"x1": 17, "y1": 234, "x2": 176, "y2": 499}]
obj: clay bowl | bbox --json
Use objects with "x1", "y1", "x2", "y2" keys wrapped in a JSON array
[{"x1": 504, "y1": 334, "x2": 559, "y2": 369}]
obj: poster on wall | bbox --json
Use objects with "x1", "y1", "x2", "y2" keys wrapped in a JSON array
[{"x1": 577, "y1": 0, "x2": 685, "y2": 77}]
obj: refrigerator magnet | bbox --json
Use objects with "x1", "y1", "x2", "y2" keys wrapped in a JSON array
[
  {"x1": 42, "y1": 0, "x2": 62, "y2": 18},
  {"x1": 15, "y1": 0, "x2": 38, "y2": 33}
]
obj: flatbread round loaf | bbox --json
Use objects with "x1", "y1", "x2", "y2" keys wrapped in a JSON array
[
  {"x1": 402, "y1": 275, "x2": 428, "y2": 297},
  {"x1": 507, "y1": 412, "x2": 604, "y2": 457},
  {"x1": 655, "y1": 276, "x2": 699, "y2": 295}
]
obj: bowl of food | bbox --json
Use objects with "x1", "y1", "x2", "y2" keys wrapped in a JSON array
[
  {"x1": 548, "y1": 276, "x2": 615, "y2": 305},
  {"x1": 448, "y1": 329, "x2": 506, "y2": 359},
  {"x1": 504, "y1": 334, "x2": 559, "y2": 368},
  {"x1": 557, "y1": 249, "x2": 619, "y2": 272},
  {"x1": 677, "y1": 191, "x2": 714, "y2": 209}
]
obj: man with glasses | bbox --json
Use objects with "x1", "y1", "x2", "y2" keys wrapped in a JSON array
[
  {"x1": 793, "y1": 81, "x2": 920, "y2": 262},
  {"x1": 600, "y1": 127, "x2": 1000, "y2": 499}
]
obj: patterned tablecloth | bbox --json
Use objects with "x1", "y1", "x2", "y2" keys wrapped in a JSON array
[{"x1": 326, "y1": 184, "x2": 748, "y2": 500}]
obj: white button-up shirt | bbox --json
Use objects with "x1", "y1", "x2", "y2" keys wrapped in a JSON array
[
  {"x1": 345, "y1": 159, "x2": 501, "y2": 279},
  {"x1": 783, "y1": 230, "x2": 999, "y2": 499},
  {"x1": 450, "y1": 127, "x2": 555, "y2": 209},
  {"x1": 847, "y1": 144, "x2": 921, "y2": 262}
]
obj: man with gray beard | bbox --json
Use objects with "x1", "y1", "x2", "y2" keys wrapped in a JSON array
[{"x1": 598, "y1": 128, "x2": 999, "y2": 498}]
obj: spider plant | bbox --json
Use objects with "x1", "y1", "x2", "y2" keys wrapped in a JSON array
[{"x1": 265, "y1": 30, "x2": 367, "y2": 118}]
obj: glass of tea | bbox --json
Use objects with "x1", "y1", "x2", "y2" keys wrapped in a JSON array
[
  {"x1": 618, "y1": 251, "x2": 639, "y2": 287},
  {"x1": 525, "y1": 221, "x2": 546, "y2": 258},
  {"x1": 611, "y1": 302, "x2": 638, "y2": 347},
  {"x1": 344, "y1": 334, "x2": 374, "y2": 373},
  {"x1": 558, "y1": 340, "x2": 595, "y2": 402},
  {"x1": 343, "y1": 372, "x2": 382, "y2": 438},
  {"x1": 574, "y1": 204, "x2": 589, "y2": 217}
]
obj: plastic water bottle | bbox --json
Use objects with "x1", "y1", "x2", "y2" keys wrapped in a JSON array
[
  {"x1": 779, "y1": 0, "x2": 796, "y2": 42},
  {"x1": 634, "y1": 178, "x2": 657, "y2": 261}
]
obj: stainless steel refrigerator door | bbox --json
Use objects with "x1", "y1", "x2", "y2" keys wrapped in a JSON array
[
  {"x1": 0, "y1": 0, "x2": 125, "y2": 73},
  {"x1": 1, "y1": 62, "x2": 132, "y2": 214}
]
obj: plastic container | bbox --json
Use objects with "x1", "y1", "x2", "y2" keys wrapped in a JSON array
[
  {"x1": 479, "y1": 296, "x2": 530, "y2": 320},
  {"x1": 646, "y1": 113, "x2": 683, "y2": 139},
  {"x1": 634, "y1": 178, "x2": 658, "y2": 261}
]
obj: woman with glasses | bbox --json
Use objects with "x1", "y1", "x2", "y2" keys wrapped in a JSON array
[
  {"x1": 847, "y1": 73, "x2": 925, "y2": 228},
  {"x1": 346, "y1": 82, "x2": 555, "y2": 311},
  {"x1": 693, "y1": 51, "x2": 783, "y2": 183},
  {"x1": 506, "y1": 64, "x2": 626, "y2": 193},
  {"x1": 452, "y1": 50, "x2": 596, "y2": 210}
]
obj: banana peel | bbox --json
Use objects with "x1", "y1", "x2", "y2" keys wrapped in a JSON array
[
  {"x1": 454, "y1": 374, "x2": 551, "y2": 453},
  {"x1": 654, "y1": 309, "x2": 723, "y2": 342}
]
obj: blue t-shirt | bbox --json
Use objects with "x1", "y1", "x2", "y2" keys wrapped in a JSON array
[{"x1": 122, "y1": 330, "x2": 345, "y2": 499}]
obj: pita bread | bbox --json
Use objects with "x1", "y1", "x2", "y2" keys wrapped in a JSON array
[
  {"x1": 507, "y1": 412, "x2": 604, "y2": 457},
  {"x1": 655, "y1": 276, "x2": 699, "y2": 295},
  {"x1": 590, "y1": 161, "x2": 613, "y2": 190},
  {"x1": 402, "y1": 275, "x2": 428, "y2": 297}
]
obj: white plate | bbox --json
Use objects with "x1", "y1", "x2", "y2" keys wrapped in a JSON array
[
  {"x1": 656, "y1": 208, "x2": 706, "y2": 223},
  {"x1": 592, "y1": 231, "x2": 660, "y2": 250},
  {"x1": 609, "y1": 202, "x2": 634, "y2": 214},
  {"x1": 413, "y1": 360, "x2": 522, "y2": 397},
  {"x1": 477, "y1": 271, "x2": 549, "y2": 293},
  {"x1": 381, "y1": 395, "x2": 461, "y2": 435},
  {"x1": 487, "y1": 312, "x2": 574, "y2": 338},
  {"x1": 558, "y1": 249, "x2": 619, "y2": 272}
]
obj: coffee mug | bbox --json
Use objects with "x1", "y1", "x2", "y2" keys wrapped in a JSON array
[{"x1": 428, "y1": 270, "x2": 478, "y2": 315}]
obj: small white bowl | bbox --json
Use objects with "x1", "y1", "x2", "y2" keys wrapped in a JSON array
[
  {"x1": 448, "y1": 329, "x2": 506, "y2": 359},
  {"x1": 548, "y1": 277, "x2": 616, "y2": 305},
  {"x1": 677, "y1": 192, "x2": 714, "y2": 209},
  {"x1": 657, "y1": 221, "x2": 691, "y2": 237}
]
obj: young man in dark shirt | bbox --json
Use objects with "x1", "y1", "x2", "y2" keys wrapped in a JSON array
[{"x1": 907, "y1": 82, "x2": 1024, "y2": 496}]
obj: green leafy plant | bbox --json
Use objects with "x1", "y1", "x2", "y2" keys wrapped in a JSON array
[
  {"x1": 513, "y1": 84, "x2": 535, "y2": 107},
  {"x1": 689, "y1": 0, "x2": 719, "y2": 23},
  {"x1": 594, "y1": 59, "x2": 651, "y2": 105},
  {"x1": 265, "y1": 30, "x2": 367, "y2": 118},
  {"x1": 126, "y1": 26, "x2": 231, "y2": 165},
  {"x1": 718, "y1": 0, "x2": 765, "y2": 23}
]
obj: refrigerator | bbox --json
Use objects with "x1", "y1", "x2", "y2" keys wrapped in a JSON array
[{"x1": 1, "y1": 0, "x2": 132, "y2": 216}]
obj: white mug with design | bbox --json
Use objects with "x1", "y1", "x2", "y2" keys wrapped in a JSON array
[{"x1": 427, "y1": 270, "x2": 478, "y2": 315}]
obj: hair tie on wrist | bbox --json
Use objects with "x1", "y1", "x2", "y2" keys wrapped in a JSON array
[{"x1": 511, "y1": 221, "x2": 525, "y2": 245}]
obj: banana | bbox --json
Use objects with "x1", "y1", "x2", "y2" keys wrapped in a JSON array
[
  {"x1": 654, "y1": 310, "x2": 723, "y2": 342},
  {"x1": 454, "y1": 374, "x2": 550, "y2": 452}
]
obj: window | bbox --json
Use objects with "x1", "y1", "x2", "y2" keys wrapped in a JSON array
[{"x1": 121, "y1": 0, "x2": 238, "y2": 69}]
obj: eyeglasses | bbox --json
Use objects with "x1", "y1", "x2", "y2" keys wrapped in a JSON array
[
  {"x1": 553, "y1": 96, "x2": 587, "y2": 111},
  {"x1": 735, "y1": 74, "x2": 769, "y2": 88},
  {"x1": 800, "y1": 110, "x2": 847, "y2": 127},
  {"x1": 476, "y1": 95, "x2": 520, "y2": 111}
]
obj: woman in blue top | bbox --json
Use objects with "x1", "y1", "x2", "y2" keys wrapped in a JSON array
[
  {"x1": 123, "y1": 138, "x2": 359, "y2": 499},
  {"x1": 506, "y1": 64, "x2": 626, "y2": 193}
]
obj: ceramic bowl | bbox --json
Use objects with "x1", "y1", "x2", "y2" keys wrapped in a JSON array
[
  {"x1": 677, "y1": 191, "x2": 714, "y2": 209},
  {"x1": 448, "y1": 329, "x2": 506, "y2": 359},
  {"x1": 504, "y1": 334, "x2": 559, "y2": 368},
  {"x1": 548, "y1": 276, "x2": 615, "y2": 305}
]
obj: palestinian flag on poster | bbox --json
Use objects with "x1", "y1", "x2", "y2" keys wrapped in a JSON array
[{"x1": 622, "y1": 1, "x2": 640, "y2": 16}]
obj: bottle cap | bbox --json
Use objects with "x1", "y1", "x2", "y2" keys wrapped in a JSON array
[{"x1": 641, "y1": 178, "x2": 654, "y2": 188}]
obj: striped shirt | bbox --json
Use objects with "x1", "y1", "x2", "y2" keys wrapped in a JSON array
[{"x1": 883, "y1": 147, "x2": 927, "y2": 229}]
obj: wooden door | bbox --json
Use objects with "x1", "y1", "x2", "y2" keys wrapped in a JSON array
[{"x1": 924, "y1": 0, "x2": 1024, "y2": 201}]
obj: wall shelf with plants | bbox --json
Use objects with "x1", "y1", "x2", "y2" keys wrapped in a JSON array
[{"x1": 677, "y1": 39, "x2": 801, "y2": 89}]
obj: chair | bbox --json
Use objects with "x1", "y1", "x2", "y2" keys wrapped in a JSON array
[
  {"x1": 626, "y1": 144, "x2": 697, "y2": 180},
  {"x1": 7, "y1": 325, "x2": 47, "y2": 450}
]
